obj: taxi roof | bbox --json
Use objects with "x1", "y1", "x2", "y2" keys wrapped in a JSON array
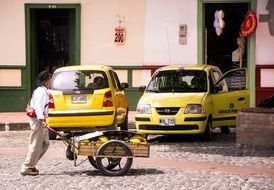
[
  {"x1": 156, "y1": 64, "x2": 218, "y2": 72},
  {"x1": 55, "y1": 65, "x2": 112, "y2": 72}
]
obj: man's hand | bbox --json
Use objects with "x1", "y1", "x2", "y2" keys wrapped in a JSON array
[{"x1": 39, "y1": 119, "x2": 47, "y2": 127}]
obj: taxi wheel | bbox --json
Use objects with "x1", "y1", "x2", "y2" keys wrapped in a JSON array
[
  {"x1": 220, "y1": 126, "x2": 230, "y2": 134},
  {"x1": 120, "y1": 111, "x2": 128, "y2": 131},
  {"x1": 202, "y1": 118, "x2": 212, "y2": 141},
  {"x1": 48, "y1": 130, "x2": 57, "y2": 140}
]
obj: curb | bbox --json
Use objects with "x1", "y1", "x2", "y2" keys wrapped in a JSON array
[
  {"x1": 0, "y1": 122, "x2": 30, "y2": 131},
  {"x1": 0, "y1": 122, "x2": 136, "y2": 131}
]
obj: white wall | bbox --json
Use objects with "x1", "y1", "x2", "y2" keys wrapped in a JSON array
[
  {"x1": 0, "y1": 0, "x2": 25, "y2": 65},
  {"x1": 144, "y1": 0, "x2": 197, "y2": 65},
  {"x1": 81, "y1": 0, "x2": 145, "y2": 66},
  {"x1": 256, "y1": 0, "x2": 274, "y2": 65}
]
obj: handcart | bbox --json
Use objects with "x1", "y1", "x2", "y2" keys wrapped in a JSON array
[{"x1": 45, "y1": 125, "x2": 150, "y2": 176}]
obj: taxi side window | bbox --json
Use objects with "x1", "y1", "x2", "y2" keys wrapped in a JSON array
[
  {"x1": 109, "y1": 70, "x2": 122, "y2": 90},
  {"x1": 223, "y1": 70, "x2": 246, "y2": 91},
  {"x1": 213, "y1": 69, "x2": 246, "y2": 93},
  {"x1": 211, "y1": 69, "x2": 228, "y2": 93}
]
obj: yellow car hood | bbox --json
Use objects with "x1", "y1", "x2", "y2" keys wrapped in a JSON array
[{"x1": 139, "y1": 92, "x2": 206, "y2": 108}]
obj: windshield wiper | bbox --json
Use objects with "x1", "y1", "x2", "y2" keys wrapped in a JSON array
[{"x1": 146, "y1": 89, "x2": 160, "y2": 93}]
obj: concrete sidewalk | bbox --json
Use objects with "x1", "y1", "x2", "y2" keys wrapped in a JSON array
[{"x1": 0, "y1": 111, "x2": 136, "y2": 131}]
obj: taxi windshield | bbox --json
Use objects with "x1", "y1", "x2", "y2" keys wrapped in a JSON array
[{"x1": 146, "y1": 70, "x2": 207, "y2": 93}]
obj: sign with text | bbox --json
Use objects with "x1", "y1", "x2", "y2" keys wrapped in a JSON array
[{"x1": 114, "y1": 27, "x2": 126, "y2": 45}]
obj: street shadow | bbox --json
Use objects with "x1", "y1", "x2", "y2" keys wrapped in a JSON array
[{"x1": 61, "y1": 168, "x2": 164, "y2": 177}]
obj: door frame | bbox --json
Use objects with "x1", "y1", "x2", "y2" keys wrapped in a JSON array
[
  {"x1": 25, "y1": 3, "x2": 81, "y2": 98},
  {"x1": 197, "y1": 0, "x2": 256, "y2": 106}
]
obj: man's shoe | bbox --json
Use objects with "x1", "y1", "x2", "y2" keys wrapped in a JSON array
[
  {"x1": 30, "y1": 167, "x2": 39, "y2": 173},
  {"x1": 20, "y1": 168, "x2": 39, "y2": 176}
]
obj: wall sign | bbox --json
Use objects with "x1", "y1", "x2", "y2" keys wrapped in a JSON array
[
  {"x1": 114, "y1": 15, "x2": 126, "y2": 45},
  {"x1": 179, "y1": 24, "x2": 187, "y2": 45}
]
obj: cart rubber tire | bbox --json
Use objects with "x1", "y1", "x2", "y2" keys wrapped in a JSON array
[
  {"x1": 96, "y1": 140, "x2": 133, "y2": 176},
  {"x1": 88, "y1": 156, "x2": 121, "y2": 170},
  {"x1": 88, "y1": 156, "x2": 98, "y2": 169}
]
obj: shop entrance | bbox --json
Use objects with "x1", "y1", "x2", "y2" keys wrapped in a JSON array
[
  {"x1": 25, "y1": 4, "x2": 80, "y2": 94},
  {"x1": 205, "y1": 3, "x2": 248, "y2": 73},
  {"x1": 36, "y1": 9, "x2": 71, "y2": 74}
]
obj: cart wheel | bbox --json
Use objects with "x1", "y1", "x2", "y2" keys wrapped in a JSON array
[
  {"x1": 88, "y1": 156, "x2": 121, "y2": 170},
  {"x1": 87, "y1": 156, "x2": 98, "y2": 169},
  {"x1": 96, "y1": 140, "x2": 133, "y2": 176}
]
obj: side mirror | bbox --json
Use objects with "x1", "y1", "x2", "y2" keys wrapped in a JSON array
[
  {"x1": 120, "y1": 82, "x2": 129, "y2": 90},
  {"x1": 139, "y1": 85, "x2": 146, "y2": 93},
  {"x1": 213, "y1": 85, "x2": 223, "y2": 93}
]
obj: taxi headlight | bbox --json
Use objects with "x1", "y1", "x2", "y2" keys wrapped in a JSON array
[
  {"x1": 136, "y1": 104, "x2": 151, "y2": 114},
  {"x1": 185, "y1": 104, "x2": 204, "y2": 114}
]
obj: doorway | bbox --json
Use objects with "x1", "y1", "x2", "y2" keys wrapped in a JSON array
[
  {"x1": 37, "y1": 9, "x2": 70, "y2": 74},
  {"x1": 205, "y1": 3, "x2": 248, "y2": 73},
  {"x1": 25, "y1": 4, "x2": 80, "y2": 94}
]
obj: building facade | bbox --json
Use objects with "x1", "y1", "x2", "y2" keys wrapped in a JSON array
[{"x1": 0, "y1": 0, "x2": 273, "y2": 111}]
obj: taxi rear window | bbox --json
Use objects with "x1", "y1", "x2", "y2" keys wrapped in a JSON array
[{"x1": 51, "y1": 70, "x2": 109, "y2": 92}]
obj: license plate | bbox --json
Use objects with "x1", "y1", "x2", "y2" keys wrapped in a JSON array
[
  {"x1": 159, "y1": 118, "x2": 175, "y2": 126},
  {"x1": 71, "y1": 95, "x2": 87, "y2": 104}
]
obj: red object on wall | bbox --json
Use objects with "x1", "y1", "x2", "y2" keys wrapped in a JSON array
[
  {"x1": 255, "y1": 65, "x2": 274, "y2": 105},
  {"x1": 239, "y1": 10, "x2": 257, "y2": 38}
]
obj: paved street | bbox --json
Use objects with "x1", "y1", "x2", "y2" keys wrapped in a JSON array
[{"x1": 0, "y1": 130, "x2": 273, "y2": 190}]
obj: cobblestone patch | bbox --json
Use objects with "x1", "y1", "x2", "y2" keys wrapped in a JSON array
[{"x1": 0, "y1": 131, "x2": 273, "y2": 190}]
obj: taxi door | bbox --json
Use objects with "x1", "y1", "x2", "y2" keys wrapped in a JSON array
[
  {"x1": 211, "y1": 68, "x2": 249, "y2": 127},
  {"x1": 109, "y1": 70, "x2": 129, "y2": 125}
]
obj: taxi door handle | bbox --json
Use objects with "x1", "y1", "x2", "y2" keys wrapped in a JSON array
[{"x1": 238, "y1": 97, "x2": 245, "y2": 101}]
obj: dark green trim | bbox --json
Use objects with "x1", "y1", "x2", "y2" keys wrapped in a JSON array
[
  {"x1": 0, "y1": 3, "x2": 81, "y2": 112},
  {"x1": 24, "y1": 3, "x2": 81, "y2": 101},
  {"x1": 112, "y1": 65, "x2": 161, "y2": 111},
  {"x1": 197, "y1": 0, "x2": 256, "y2": 106},
  {"x1": 0, "y1": 65, "x2": 26, "y2": 69}
]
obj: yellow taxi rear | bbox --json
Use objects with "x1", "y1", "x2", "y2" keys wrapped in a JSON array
[
  {"x1": 47, "y1": 88, "x2": 116, "y2": 128},
  {"x1": 47, "y1": 65, "x2": 129, "y2": 133}
]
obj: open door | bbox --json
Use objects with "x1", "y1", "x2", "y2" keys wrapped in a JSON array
[{"x1": 212, "y1": 68, "x2": 250, "y2": 127}]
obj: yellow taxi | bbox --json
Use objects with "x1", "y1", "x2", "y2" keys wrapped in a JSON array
[
  {"x1": 47, "y1": 65, "x2": 128, "y2": 139},
  {"x1": 135, "y1": 65, "x2": 249, "y2": 140}
]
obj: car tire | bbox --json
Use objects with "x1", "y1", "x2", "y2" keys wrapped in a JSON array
[
  {"x1": 202, "y1": 117, "x2": 212, "y2": 141},
  {"x1": 220, "y1": 126, "x2": 230, "y2": 134},
  {"x1": 119, "y1": 109, "x2": 128, "y2": 131},
  {"x1": 48, "y1": 129, "x2": 57, "y2": 140}
]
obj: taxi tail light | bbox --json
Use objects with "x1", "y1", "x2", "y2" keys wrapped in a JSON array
[
  {"x1": 103, "y1": 91, "x2": 113, "y2": 107},
  {"x1": 48, "y1": 94, "x2": 55, "y2": 109}
]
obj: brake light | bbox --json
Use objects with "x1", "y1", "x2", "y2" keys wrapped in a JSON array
[
  {"x1": 103, "y1": 91, "x2": 113, "y2": 107},
  {"x1": 48, "y1": 94, "x2": 55, "y2": 109}
]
